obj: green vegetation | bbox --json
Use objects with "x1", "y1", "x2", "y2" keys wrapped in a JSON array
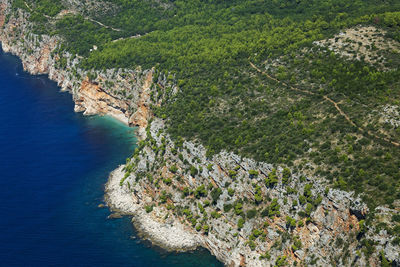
[
  {"x1": 13, "y1": 1, "x2": 400, "y2": 208},
  {"x1": 145, "y1": 204, "x2": 154, "y2": 213},
  {"x1": 194, "y1": 185, "x2": 207, "y2": 199},
  {"x1": 169, "y1": 165, "x2": 178, "y2": 173},
  {"x1": 237, "y1": 217, "x2": 245, "y2": 229},
  {"x1": 11, "y1": 0, "x2": 400, "y2": 261},
  {"x1": 13, "y1": 0, "x2": 64, "y2": 34},
  {"x1": 210, "y1": 187, "x2": 222, "y2": 203},
  {"x1": 76, "y1": 4, "x2": 400, "y2": 210}
]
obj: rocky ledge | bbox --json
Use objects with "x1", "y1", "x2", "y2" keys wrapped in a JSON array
[
  {"x1": 106, "y1": 118, "x2": 391, "y2": 266},
  {"x1": 0, "y1": 2, "x2": 174, "y2": 137},
  {"x1": 1, "y1": 2, "x2": 399, "y2": 266},
  {"x1": 105, "y1": 165, "x2": 202, "y2": 251}
]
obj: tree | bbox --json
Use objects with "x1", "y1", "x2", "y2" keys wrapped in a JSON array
[
  {"x1": 249, "y1": 169, "x2": 259, "y2": 178},
  {"x1": 190, "y1": 166, "x2": 198, "y2": 176},
  {"x1": 247, "y1": 209, "x2": 257, "y2": 219},
  {"x1": 211, "y1": 188, "x2": 222, "y2": 203},
  {"x1": 194, "y1": 185, "x2": 207, "y2": 198},
  {"x1": 228, "y1": 188, "x2": 235, "y2": 197},
  {"x1": 282, "y1": 167, "x2": 291, "y2": 184},
  {"x1": 169, "y1": 165, "x2": 178, "y2": 173},
  {"x1": 234, "y1": 202, "x2": 244, "y2": 216},
  {"x1": 305, "y1": 203, "x2": 313, "y2": 217},
  {"x1": 237, "y1": 217, "x2": 245, "y2": 229}
]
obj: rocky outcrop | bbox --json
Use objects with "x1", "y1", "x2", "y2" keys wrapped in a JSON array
[
  {"x1": 2, "y1": 2, "x2": 399, "y2": 266},
  {"x1": 106, "y1": 118, "x2": 384, "y2": 266},
  {"x1": 129, "y1": 71, "x2": 152, "y2": 129},
  {"x1": 0, "y1": 2, "x2": 7, "y2": 29},
  {"x1": 106, "y1": 166, "x2": 202, "y2": 251},
  {"x1": 0, "y1": 4, "x2": 157, "y2": 131},
  {"x1": 74, "y1": 77, "x2": 130, "y2": 124}
]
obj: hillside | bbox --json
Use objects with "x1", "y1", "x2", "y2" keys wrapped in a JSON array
[{"x1": 1, "y1": 0, "x2": 400, "y2": 266}]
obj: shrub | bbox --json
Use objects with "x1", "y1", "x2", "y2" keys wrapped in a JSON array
[
  {"x1": 359, "y1": 219, "x2": 366, "y2": 233},
  {"x1": 292, "y1": 236, "x2": 302, "y2": 250},
  {"x1": 203, "y1": 224, "x2": 209, "y2": 234},
  {"x1": 169, "y1": 165, "x2": 178, "y2": 173},
  {"x1": 228, "y1": 188, "x2": 235, "y2": 197},
  {"x1": 234, "y1": 202, "x2": 244, "y2": 215},
  {"x1": 159, "y1": 190, "x2": 168, "y2": 203},
  {"x1": 304, "y1": 184, "x2": 312, "y2": 198},
  {"x1": 275, "y1": 256, "x2": 287, "y2": 267},
  {"x1": 198, "y1": 203, "x2": 205, "y2": 213},
  {"x1": 252, "y1": 228, "x2": 263, "y2": 238},
  {"x1": 211, "y1": 188, "x2": 222, "y2": 203},
  {"x1": 299, "y1": 195, "x2": 306, "y2": 205},
  {"x1": 282, "y1": 167, "x2": 291, "y2": 184},
  {"x1": 305, "y1": 203, "x2": 313, "y2": 217},
  {"x1": 163, "y1": 177, "x2": 172, "y2": 185},
  {"x1": 145, "y1": 205, "x2": 153, "y2": 213},
  {"x1": 249, "y1": 169, "x2": 259, "y2": 178},
  {"x1": 182, "y1": 187, "x2": 190, "y2": 198},
  {"x1": 194, "y1": 185, "x2": 207, "y2": 198},
  {"x1": 247, "y1": 240, "x2": 256, "y2": 250},
  {"x1": 254, "y1": 193, "x2": 263, "y2": 204},
  {"x1": 265, "y1": 169, "x2": 278, "y2": 187},
  {"x1": 223, "y1": 203, "x2": 233, "y2": 212},
  {"x1": 247, "y1": 209, "x2": 257, "y2": 219},
  {"x1": 392, "y1": 214, "x2": 400, "y2": 222},
  {"x1": 260, "y1": 251, "x2": 271, "y2": 260},
  {"x1": 237, "y1": 217, "x2": 245, "y2": 229},
  {"x1": 228, "y1": 170, "x2": 238, "y2": 179},
  {"x1": 286, "y1": 216, "x2": 296, "y2": 229},
  {"x1": 190, "y1": 166, "x2": 198, "y2": 176},
  {"x1": 211, "y1": 210, "x2": 221, "y2": 219}
]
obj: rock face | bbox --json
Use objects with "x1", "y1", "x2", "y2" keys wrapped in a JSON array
[
  {"x1": 75, "y1": 77, "x2": 131, "y2": 124},
  {"x1": 0, "y1": 3, "x2": 156, "y2": 130},
  {"x1": 0, "y1": 3, "x2": 6, "y2": 29},
  {"x1": 105, "y1": 166, "x2": 202, "y2": 251},
  {"x1": 107, "y1": 118, "x2": 385, "y2": 266},
  {"x1": 1, "y1": 2, "x2": 399, "y2": 266}
]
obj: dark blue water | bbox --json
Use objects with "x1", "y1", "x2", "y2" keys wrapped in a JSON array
[{"x1": 0, "y1": 49, "x2": 221, "y2": 267}]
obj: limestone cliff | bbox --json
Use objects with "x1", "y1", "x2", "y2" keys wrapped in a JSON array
[
  {"x1": 107, "y1": 118, "x2": 379, "y2": 266},
  {"x1": 1, "y1": 2, "x2": 399, "y2": 266},
  {"x1": 0, "y1": 2, "x2": 156, "y2": 134}
]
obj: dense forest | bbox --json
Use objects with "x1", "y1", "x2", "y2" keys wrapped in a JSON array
[
  {"x1": 80, "y1": 0, "x2": 400, "y2": 210},
  {"x1": 10, "y1": 0, "x2": 400, "y2": 238}
]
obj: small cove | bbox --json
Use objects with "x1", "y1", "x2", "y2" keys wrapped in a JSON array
[{"x1": 0, "y1": 48, "x2": 222, "y2": 267}]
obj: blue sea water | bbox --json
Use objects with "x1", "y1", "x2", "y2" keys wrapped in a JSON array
[{"x1": 0, "y1": 49, "x2": 222, "y2": 267}]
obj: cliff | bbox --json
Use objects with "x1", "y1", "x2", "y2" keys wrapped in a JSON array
[
  {"x1": 106, "y1": 118, "x2": 371, "y2": 266},
  {"x1": 0, "y1": 2, "x2": 157, "y2": 136},
  {"x1": 1, "y1": 2, "x2": 399, "y2": 266}
]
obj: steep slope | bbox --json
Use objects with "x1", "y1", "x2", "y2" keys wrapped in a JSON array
[{"x1": 1, "y1": 0, "x2": 400, "y2": 266}]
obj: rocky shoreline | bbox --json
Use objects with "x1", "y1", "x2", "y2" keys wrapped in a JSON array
[
  {"x1": 0, "y1": 0, "x2": 203, "y2": 259},
  {"x1": 1, "y1": 2, "x2": 399, "y2": 266},
  {"x1": 105, "y1": 165, "x2": 202, "y2": 252},
  {"x1": 0, "y1": 1, "x2": 156, "y2": 138}
]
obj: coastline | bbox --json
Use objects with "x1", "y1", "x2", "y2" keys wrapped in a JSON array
[
  {"x1": 104, "y1": 165, "x2": 202, "y2": 252},
  {"x1": 1, "y1": 2, "x2": 399, "y2": 266},
  {"x1": 0, "y1": 2, "x2": 204, "y2": 257}
]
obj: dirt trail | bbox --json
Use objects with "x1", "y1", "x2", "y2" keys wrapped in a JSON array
[
  {"x1": 86, "y1": 17, "x2": 122, "y2": 32},
  {"x1": 250, "y1": 62, "x2": 400, "y2": 147},
  {"x1": 24, "y1": 1, "x2": 121, "y2": 31}
]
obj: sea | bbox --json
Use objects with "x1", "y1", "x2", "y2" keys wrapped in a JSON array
[{"x1": 0, "y1": 48, "x2": 222, "y2": 267}]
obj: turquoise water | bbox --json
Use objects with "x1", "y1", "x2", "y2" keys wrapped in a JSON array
[{"x1": 0, "y1": 48, "x2": 222, "y2": 266}]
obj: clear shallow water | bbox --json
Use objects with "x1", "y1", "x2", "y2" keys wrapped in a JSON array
[{"x1": 0, "y1": 49, "x2": 222, "y2": 267}]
